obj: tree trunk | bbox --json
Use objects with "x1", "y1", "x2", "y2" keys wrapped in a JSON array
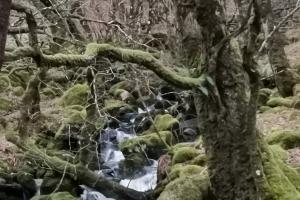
[
  {"x1": 263, "y1": 0, "x2": 297, "y2": 97},
  {"x1": 193, "y1": 0, "x2": 265, "y2": 199},
  {"x1": 0, "y1": 0, "x2": 11, "y2": 68}
]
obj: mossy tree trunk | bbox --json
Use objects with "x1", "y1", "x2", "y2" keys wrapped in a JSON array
[
  {"x1": 192, "y1": 0, "x2": 265, "y2": 199},
  {"x1": 0, "y1": 0, "x2": 11, "y2": 68},
  {"x1": 262, "y1": 0, "x2": 297, "y2": 97}
]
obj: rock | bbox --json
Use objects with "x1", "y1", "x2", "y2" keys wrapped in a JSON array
[
  {"x1": 0, "y1": 97, "x2": 13, "y2": 111},
  {"x1": 58, "y1": 84, "x2": 89, "y2": 107},
  {"x1": 159, "y1": 86, "x2": 179, "y2": 101},
  {"x1": 258, "y1": 88, "x2": 273, "y2": 106},
  {"x1": 267, "y1": 97, "x2": 293, "y2": 108},
  {"x1": 293, "y1": 84, "x2": 300, "y2": 97},
  {"x1": 102, "y1": 99, "x2": 134, "y2": 116},
  {"x1": 16, "y1": 171, "x2": 37, "y2": 199},
  {"x1": 118, "y1": 153, "x2": 147, "y2": 178},
  {"x1": 40, "y1": 175, "x2": 78, "y2": 196},
  {"x1": 12, "y1": 86, "x2": 24, "y2": 96},
  {"x1": 0, "y1": 75, "x2": 10, "y2": 92},
  {"x1": 145, "y1": 114, "x2": 179, "y2": 134},
  {"x1": 171, "y1": 147, "x2": 200, "y2": 165},
  {"x1": 158, "y1": 164, "x2": 209, "y2": 200},
  {"x1": 119, "y1": 131, "x2": 173, "y2": 159},
  {"x1": 31, "y1": 192, "x2": 78, "y2": 200}
]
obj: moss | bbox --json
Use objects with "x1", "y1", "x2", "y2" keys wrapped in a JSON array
[
  {"x1": 0, "y1": 97, "x2": 13, "y2": 111},
  {"x1": 266, "y1": 130, "x2": 300, "y2": 149},
  {"x1": 103, "y1": 99, "x2": 127, "y2": 110},
  {"x1": 119, "y1": 131, "x2": 173, "y2": 159},
  {"x1": 267, "y1": 97, "x2": 293, "y2": 108},
  {"x1": 12, "y1": 86, "x2": 24, "y2": 96},
  {"x1": 145, "y1": 114, "x2": 179, "y2": 133},
  {"x1": 170, "y1": 164, "x2": 205, "y2": 180},
  {"x1": 0, "y1": 75, "x2": 10, "y2": 92},
  {"x1": 62, "y1": 105, "x2": 87, "y2": 124},
  {"x1": 258, "y1": 88, "x2": 273, "y2": 106},
  {"x1": 58, "y1": 84, "x2": 89, "y2": 107},
  {"x1": 109, "y1": 81, "x2": 132, "y2": 95},
  {"x1": 259, "y1": 106, "x2": 272, "y2": 113},
  {"x1": 158, "y1": 167, "x2": 209, "y2": 200},
  {"x1": 260, "y1": 142, "x2": 300, "y2": 200},
  {"x1": 171, "y1": 147, "x2": 200, "y2": 165},
  {"x1": 42, "y1": 87, "x2": 58, "y2": 98}
]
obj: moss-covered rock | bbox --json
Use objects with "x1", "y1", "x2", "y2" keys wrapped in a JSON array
[
  {"x1": 12, "y1": 86, "x2": 24, "y2": 96},
  {"x1": 259, "y1": 106, "x2": 272, "y2": 113},
  {"x1": 102, "y1": 99, "x2": 134, "y2": 116},
  {"x1": 145, "y1": 114, "x2": 179, "y2": 134},
  {"x1": 40, "y1": 175, "x2": 78, "y2": 195},
  {"x1": 258, "y1": 88, "x2": 273, "y2": 106},
  {"x1": 109, "y1": 81, "x2": 133, "y2": 95},
  {"x1": 9, "y1": 70, "x2": 31, "y2": 88},
  {"x1": 260, "y1": 141, "x2": 300, "y2": 200},
  {"x1": 119, "y1": 131, "x2": 173, "y2": 159},
  {"x1": 63, "y1": 105, "x2": 87, "y2": 124},
  {"x1": 158, "y1": 165, "x2": 209, "y2": 200},
  {"x1": 31, "y1": 192, "x2": 78, "y2": 200},
  {"x1": 0, "y1": 75, "x2": 10, "y2": 92},
  {"x1": 171, "y1": 147, "x2": 200, "y2": 165},
  {"x1": 58, "y1": 84, "x2": 89, "y2": 107},
  {"x1": 266, "y1": 130, "x2": 300, "y2": 149},
  {"x1": 0, "y1": 97, "x2": 13, "y2": 111},
  {"x1": 267, "y1": 97, "x2": 293, "y2": 108}
]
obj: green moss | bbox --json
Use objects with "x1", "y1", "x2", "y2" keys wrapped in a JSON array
[
  {"x1": 258, "y1": 88, "x2": 273, "y2": 106},
  {"x1": 103, "y1": 99, "x2": 127, "y2": 110},
  {"x1": 259, "y1": 106, "x2": 272, "y2": 113},
  {"x1": 293, "y1": 83, "x2": 300, "y2": 97},
  {"x1": 109, "y1": 81, "x2": 132, "y2": 95},
  {"x1": 119, "y1": 131, "x2": 172, "y2": 159},
  {"x1": 63, "y1": 107, "x2": 87, "y2": 124},
  {"x1": 171, "y1": 147, "x2": 199, "y2": 165},
  {"x1": 146, "y1": 114, "x2": 179, "y2": 133},
  {"x1": 0, "y1": 97, "x2": 13, "y2": 111},
  {"x1": 261, "y1": 142, "x2": 300, "y2": 200},
  {"x1": 42, "y1": 87, "x2": 58, "y2": 98},
  {"x1": 158, "y1": 167, "x2": 209, "y2": 200},
  {"x1": 12, "y1": 86, "x2": 24, "y2": 96},
  {"x1": 267, "y1": 97, "x2": 293, "y2": 108},
  {"x1": 0, "y1": 75, "x2": 10, "y2": 92},
  {"x1": 58, "y1": 84, "x2": 89, "y2": 107},
  {"x1": 266, "y1": 130, "x2": 300, "y2": 149}
]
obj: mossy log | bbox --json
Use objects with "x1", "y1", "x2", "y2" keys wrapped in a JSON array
[
  {"x1": 4, "y1": 43, "x2": 206, "y2": 89},
  {"x1": 6, "y1": 135, "x2": 150, "y2": 200}
]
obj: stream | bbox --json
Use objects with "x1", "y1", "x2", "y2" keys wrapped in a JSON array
[{"x1": 81, "y1": 109, "x2": 158, "y2": 200}]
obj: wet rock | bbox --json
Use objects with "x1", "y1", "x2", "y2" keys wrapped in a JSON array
[
  {"x1": 159, "y1": 86, "x2": 179, "y2": 101},
  {"x1": 40, "y1": 173, "x2": 78, "y2": 196},
  {"x1": 0, "y1": 182, "x2": 24, "y2": 200},
  {"x1": 32, "y1": 192, "x2": 78, "y2": 200},
  {"x1": 119, "y1": 131, "x2": 173, "y2": 159},
  {"x1": 17, "y1": 171, "x2": 37, "y2": 199}
]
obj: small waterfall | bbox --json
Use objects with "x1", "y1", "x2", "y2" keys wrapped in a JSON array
[{"x1": 82, "y1": 112, "x2": 158, "y2": 200}]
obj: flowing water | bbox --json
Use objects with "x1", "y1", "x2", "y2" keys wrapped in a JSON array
[{"x1": 82, "y1": 111, "x2": 158, "y2": 200}]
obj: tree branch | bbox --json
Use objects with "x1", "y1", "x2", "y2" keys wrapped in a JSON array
[{"x1": 5, "y1": 43, "x2": 205, "y2": 89}]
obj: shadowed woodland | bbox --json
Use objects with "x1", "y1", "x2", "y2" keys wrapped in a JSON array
[{"x1": 2, "y1": 0, "x2": 300, "y2": 200}]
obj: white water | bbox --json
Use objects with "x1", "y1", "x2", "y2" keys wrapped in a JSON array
[
  {"x1": 120, "y1": 160, "x2": 158, "y2": 192},
  {"x1": 82, "y1": 124, "x2": 158, "y2": 200}
]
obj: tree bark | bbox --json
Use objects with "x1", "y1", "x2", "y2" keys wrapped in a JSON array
[
  {"x1": 193, "y1": 0, "x2": 265, "y2": 199},
  {"x1": 0, "y1": 0, "x2": 12, "y2": 68},
  {"x1": 262, "y1": 0, "x2": 297, "y2": 97}
]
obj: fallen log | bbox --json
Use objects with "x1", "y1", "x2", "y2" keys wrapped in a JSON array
[{"x1": 6, "y1": 134, "x2": 151, "y2": 200}]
